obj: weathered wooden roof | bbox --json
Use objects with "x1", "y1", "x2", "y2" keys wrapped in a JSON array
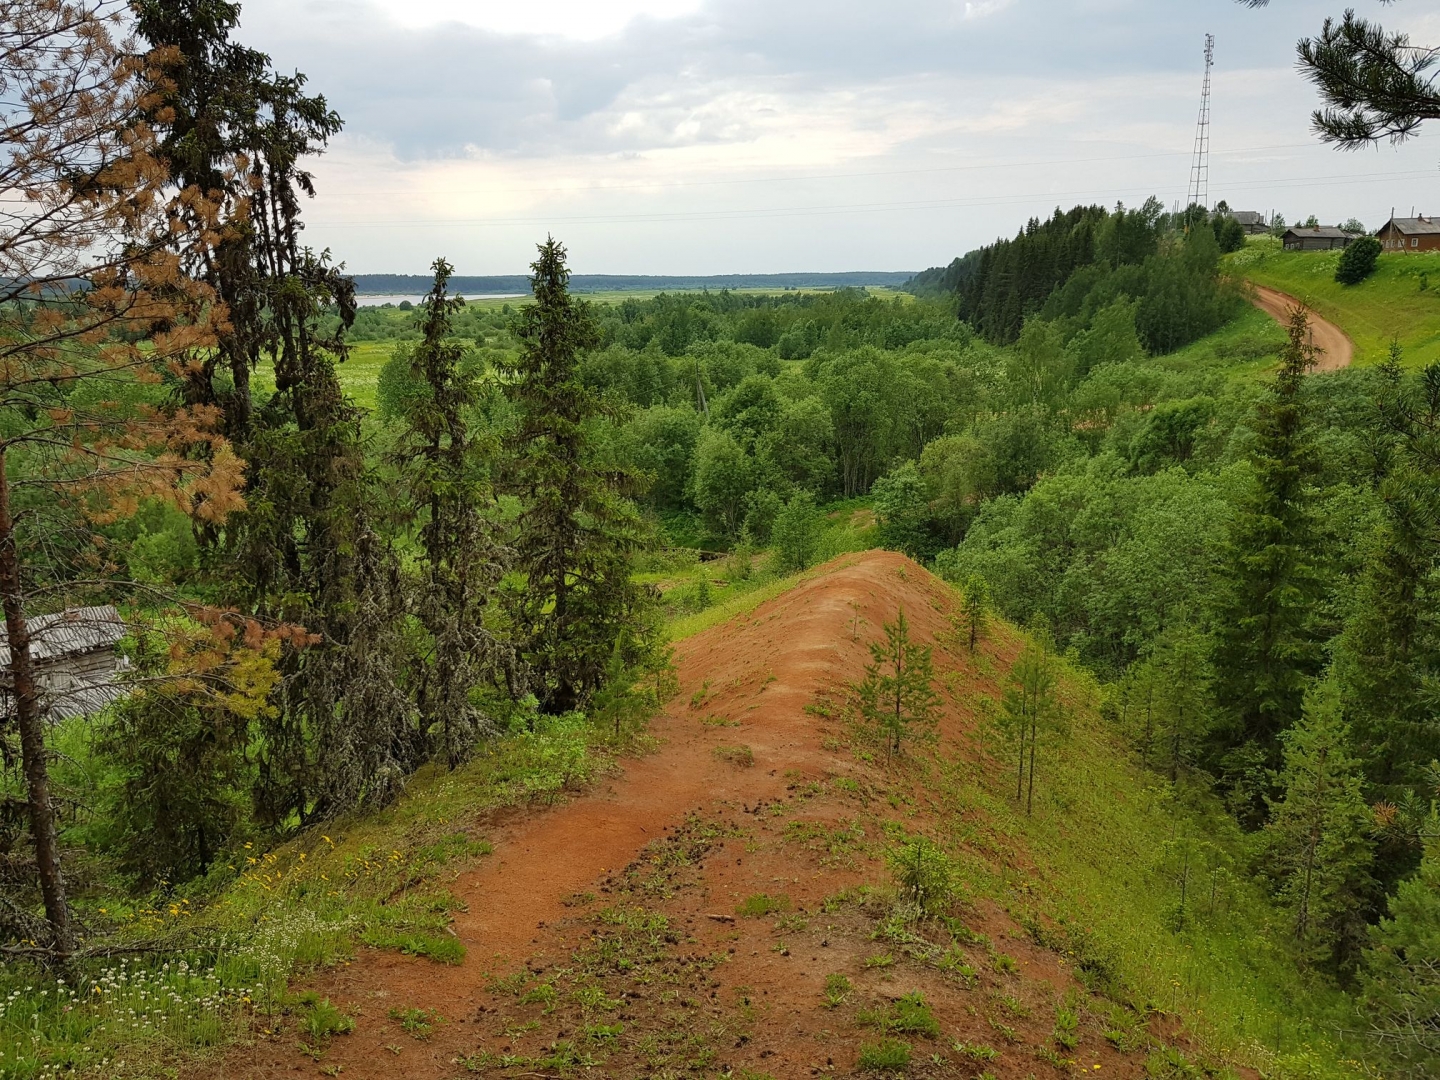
[
  {"x1": 1384, "y1": 217, "x2": 1440, "y2": 236},
  {"x1": 1282, "y1": 226, "x2": 1358, "y2": 241},
  {"x1": 0, "y1": 606, "x2": 126, "y2": 666}
]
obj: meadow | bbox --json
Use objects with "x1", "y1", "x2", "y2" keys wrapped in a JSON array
[{"x1": 1227, "y1": 235, "x2": 1440, "y2": 367}]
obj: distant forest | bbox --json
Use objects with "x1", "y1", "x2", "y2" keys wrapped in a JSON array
[{"x1": 352, "y1": 271, "x2": 918, "y2": 295}]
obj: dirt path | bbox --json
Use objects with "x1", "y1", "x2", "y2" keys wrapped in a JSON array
[
  {"x1": 1248, "y1": 283, "x2": 1354, "y2": 371},
  {"x1": 214, "y1": 551, "x2": 1173, "y2": 1079}
]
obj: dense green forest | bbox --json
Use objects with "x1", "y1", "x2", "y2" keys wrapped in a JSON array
[{"x1": 4, "y1": 2, "x2": 1440, "y2": 1079}]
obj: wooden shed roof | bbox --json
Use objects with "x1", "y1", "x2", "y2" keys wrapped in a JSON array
[{"x1": 0, "y1": 606, "x2": 126, "y2": 666}]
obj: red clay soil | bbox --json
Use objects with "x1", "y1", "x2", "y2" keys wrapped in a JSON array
[
  {"x1": 209, "y1": 551, "x2": 1195, "y2": 1079},
  {"x1": 1248, "y1": 284, "x2": 1354, "y2": 371}
]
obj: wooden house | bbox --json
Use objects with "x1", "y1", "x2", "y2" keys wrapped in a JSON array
[
  {"x1": 1377, "y1": 216, "x2": 1440, "y2": 252},
  {"x1": 1228, "y1": 210, "x2": 1269, "y2": 234},
  {"x1": 0, "y1": 606, "x2": 129, "y2": 722},
  {"x1": 1281, "y1": 225, "x2": 1361, "y2": 252}
]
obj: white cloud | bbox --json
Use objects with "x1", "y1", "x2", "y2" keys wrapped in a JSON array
[
  {"x1": 234, "y1": 0, "x2": 1440, "y2": 272},
  {"x1": 961, "y1": 0, "x2": 1013, "y2": 20},
  {"x1": 363, "y1": 0, "x2": 704, "y2": 40}
]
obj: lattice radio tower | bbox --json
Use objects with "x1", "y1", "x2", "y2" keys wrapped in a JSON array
[{"x1": 1187, "y1": 34, "x2": 1215, "y2": 217}]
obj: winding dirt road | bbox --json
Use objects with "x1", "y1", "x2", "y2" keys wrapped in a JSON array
[{"x1": 1248, "y1": 283, "x2": 1354, "y2": 372}]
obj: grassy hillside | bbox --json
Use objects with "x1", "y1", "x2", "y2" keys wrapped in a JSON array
[
  {"x1": 1228, "y1": 235, "x2": 1440, "y2": 367},
  {"x1": 0, "y1": 556, "x2": 1365, "y2": 1080}
]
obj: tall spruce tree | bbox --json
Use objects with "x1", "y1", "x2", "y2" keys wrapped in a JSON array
[
  {"x1": 393, "y1": 259, "x2": 515, "y2": 766},
  {"x1": 1363, "y1": 815, "x2": 1440, "y2": 1078},
  {"x1": 1264, "y1": 681, "x2": 1376, "y2": 974},
  {"x1": 136, "y1": 0, "x2": 421, "y2": 826},
  {"x1": 499, "y1": 239, "x2": 656, "y2": 713},
  {"x1": 1212, "y1": 307, "x2": 1324, "y2": 775},
  {"x1": 1333, "y1": 348, "x2": 1440, "y2": 798}
]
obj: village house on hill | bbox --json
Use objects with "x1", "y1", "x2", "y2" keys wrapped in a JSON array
[
  {"x1": 1377, "y1": 215, "x2": 1440, "y2": 252},
  {"x1": 1228, "y1": 210, "x2": 1269, "y2": 234},
  {"x1": 1281, "y1": 225, "x2": 1362, "y2": 252},
  {"x1": 0, "y1": 606, "x2": 129, "y2": 723}
]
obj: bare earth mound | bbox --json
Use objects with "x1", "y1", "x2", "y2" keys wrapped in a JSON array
[{"x1": 214, "y1": 551, "x2": 1186, "y2": 1079}]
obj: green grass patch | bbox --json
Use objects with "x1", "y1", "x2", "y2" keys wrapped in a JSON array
[
  {"x1": 1228, "y1": 235, "x2": 1440, "y2": 368},
  {"x1": 735, "y1": 892, "x2": 791, "y2": 918},
  {"x1": 858, "y1": 992, "x2": 940, "y2": 1038},
  {"x1": 857, "y1": 1036, "x2": 913, "y2": 1071},
  {"x1": 713, "y1": 744, "x2": 755, "y2": 767},
  {"x1": 935, "y1": 611, "x2": 1367, "y2": 1079}
]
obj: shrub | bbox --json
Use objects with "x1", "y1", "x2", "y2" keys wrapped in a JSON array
[
  {"x1": 887, "y1": 835, "x2": 957, "y2": 918},
  {"x1": 1335, "y1": 235, "x2": 1382, "y2": 285},
  {"x1": 772, "y1": 489, "x2": 823, "y2": 572}
]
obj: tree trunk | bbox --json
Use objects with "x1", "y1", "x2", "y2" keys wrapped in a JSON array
[
  {"x1": 1026, "y1": 713, "x2": 1038, "y2": 815},
  {"x1": 0, "y1": 451, "x2": 74, "y2": 955}
]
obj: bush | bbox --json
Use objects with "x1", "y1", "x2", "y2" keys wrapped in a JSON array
[
  {"x1": 1335, "y1": 235, "x2": 1382, "y2": 285},
  {"x1": 772, "y1": 490, "x2": 823, "y2": 572},
  {"x1": 887, "y1": 835, "x2": 957, "y2": 917}
]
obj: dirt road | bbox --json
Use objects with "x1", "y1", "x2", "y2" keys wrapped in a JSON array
[{"x1": 1248, "y1": 284, "x2": 1354, "y2": 372}]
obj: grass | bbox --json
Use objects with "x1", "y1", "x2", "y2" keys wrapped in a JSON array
[
  {"x1": 1227, "y1": 234, "x2": 1440, "y2": 368},
  {"x1": 735, "y1": 892, "x2": 791, "y2": 918},
  {"x1": 712, "y1": 744, "x2": 755, "y2": 767},
  {"x1": 858, "y1": 992, "x2": 941, "y2": 1038},
  {"x1": 0, "y1": 711, "x2": 615, "y2": 1078},
  {"x1": 857, "y1": 1036, "x2": 913, "y2": 1071},
  {"x1": 928, "y1": 609, "x2": 1367, "y2": 1080},
  {"x1": 1156, "y1": 303, "x2": 1288, "y2": 383}
]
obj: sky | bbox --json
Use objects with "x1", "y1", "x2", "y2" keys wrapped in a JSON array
[{"x1": 233, "y1": 0, "x2": 1440, "y2": 275}]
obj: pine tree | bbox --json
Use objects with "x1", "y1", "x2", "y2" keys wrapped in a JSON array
[
  {"x1": 858, "y1": 608, "x2": 941, "y2": 756},
  {"x1": 499, "y1": 239, "x2": 657, "y2": 713},
  {"x1": 1151, "y1": 618, "x2": 1213, "y2": 783},
  {"x1": 393, "y1": 258, "x2": 515, "y2": 766},
  {"x1": 1264, "y1": 681, "x2": 1375, "y2": 973},
  {"x1": 1363, "y1": 818, "x2": 1440, "y2": 1078},
  {"x1": 1001, "y1": 621, "x2": 1061, "y2": 814},
  {"x1": 1213, "y1": 307, "x2": 1324, "y2": 774},
  {"x1": 960, "y1": 573, "x2": 989, "y2": 654}
]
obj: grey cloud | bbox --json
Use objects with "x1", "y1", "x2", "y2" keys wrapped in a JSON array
[{"x1": 239, "y1": 0, "x2": 1351, "y2": 160}]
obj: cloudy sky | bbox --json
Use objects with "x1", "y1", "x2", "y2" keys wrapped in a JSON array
[{"x1": 234, "y1": 0, "x2": 1440, "y2": 275}]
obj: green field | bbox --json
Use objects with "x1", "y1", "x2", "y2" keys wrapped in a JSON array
[{"x1": 1227, "y1": 236, "x2": 1440, "y2": 368}]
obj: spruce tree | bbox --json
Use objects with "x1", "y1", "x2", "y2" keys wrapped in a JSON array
[
  {"x1": 1363, "y1": 818, "x2": 1440, "y2": 1078},
  {"x1": 1213, "y1": 307, "x2": 1324, "y2": 775},
  {"x1": 393, "y1": 259, "x2": 515, "y2": 766},
  {"x1": 1152, "y1": 618, "x2": 1213, "y2": 783},
  {"x1": 1264, "y1": 681, "x2": 1375, "y2": 973},
  {"x1": 858, "y1": 608, "x2": 941, "y2": 756},
  {"x1": 499, "y1": 239, "x2": 656, "y2": 712},
  {"x1": 137, "y1": 1, "x2": 421, "y2": 825},
  {"x1": 1333, "y1": 347, "x2": 1440, "y2": 796}
]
